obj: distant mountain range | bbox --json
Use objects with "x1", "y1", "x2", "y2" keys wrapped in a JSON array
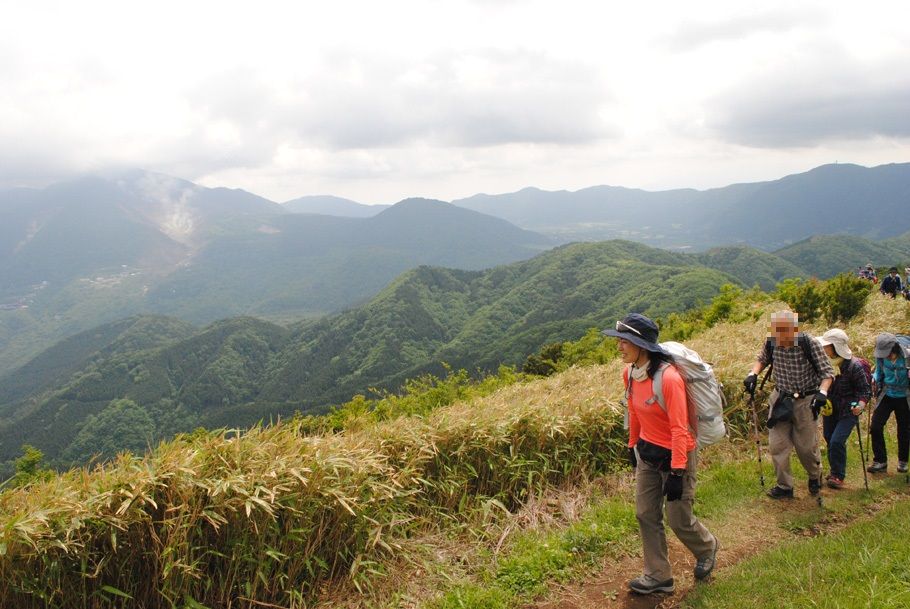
[
  {"x1": 3, "y1": 162, "x2": 910, "y2": 379},
  {"x1": 452, "y1": 162, "x2": 910, "y2": 250},
  {"x1": 282, "y1": 195, "x2": 389, "y2": 217},
  {"x1": 0, "y1": 172, "x2": 550, "y2": 374}
]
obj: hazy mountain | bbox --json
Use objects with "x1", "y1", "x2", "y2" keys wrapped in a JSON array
[
  {"x1": 0, "y1": 183, "x2": 552, "y2": 375},
  {"x1": 452, "y1": 163, "x2": 910, "y2": 251},
  {"x1": 282, "y1": 195, "x2": 389, "y2": 217},
  {"x1": 0, "y1": 170, "x2": 286, "y2": 296},
  {"x1": 144, "y1": 198, "x2": 554, "y2": 321},
  {"x1": 1, "y1": 239, "x2": 777, "y2": 465}
]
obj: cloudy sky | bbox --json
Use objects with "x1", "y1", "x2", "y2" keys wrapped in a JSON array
[{"x1": 2, "y1": 0, "x2": 909, "y2": 203}]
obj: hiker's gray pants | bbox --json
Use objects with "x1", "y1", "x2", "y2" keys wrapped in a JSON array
[
  {"x1": 635, "y1": 448, "x2": 715, "y2": 580},
  {"x1": 768, "y1": 390, "x2": 822, "y2": 490}
]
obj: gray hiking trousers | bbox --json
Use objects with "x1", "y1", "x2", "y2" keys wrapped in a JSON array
[{"x1": 634, "y1": 448, "x2": 715, "y2": 580}]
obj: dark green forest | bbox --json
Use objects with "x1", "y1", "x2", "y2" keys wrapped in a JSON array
[{"x1": 1, "y1": 235, "x2": 907, "y2": 476}]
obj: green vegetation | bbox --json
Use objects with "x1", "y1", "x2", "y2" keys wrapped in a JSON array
[
  {"x1": 774, "y1": 232, "x2": 910, "y2": 279},
  {"x1": 777, "y1": 274, "x2": 873, "y2": 323},
  {"x1": 686, "y1": 499, "x2": 910, "y2": 609},
  {"x1": 5, "y1": 445, "x2": 53, "y2": 489},
  {"x1": 0, "y1": 241, "x2": 747, "y2": 467},
  {"x1": 0, "y1": 280, "x2": 906, "y2": 608},
  {"x1": 434, "y1": 496, "x2": 638, "y2": 609}
]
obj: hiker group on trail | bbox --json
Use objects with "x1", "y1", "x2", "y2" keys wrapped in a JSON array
[
  {"x1": 605, "y1": 309, "x2": 910, "y2": 597},
  {"x1": 858, "y1": 264, "x2": 910, "y2": 300}
]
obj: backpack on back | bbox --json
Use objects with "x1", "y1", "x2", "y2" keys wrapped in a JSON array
[
  {"x1": 853, "y1": 356, "x2": 873, "y2": 389},
  {"x1": 623, "y1": 341, "x2": 727, "y2": 449}
]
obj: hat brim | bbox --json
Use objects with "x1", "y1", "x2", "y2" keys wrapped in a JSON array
[
  {"x1": 601, "y1": 328, "x2": 668, "y2": 355},
  {"x1": 817, "y1": 336, "x2": 853, "y2": 360},
  {"x1": 874, "y1": 346, "x2": 894, "y2": 359}
]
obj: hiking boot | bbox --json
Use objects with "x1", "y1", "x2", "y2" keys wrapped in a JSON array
[
  {"x1": 628, "y1": 574, "x2": 675, "y2": 595},
  {"x1": 766, "y1": 485, "x2": 794, "y2": 499},
  {"x1": 898, "y1": 461, "x2": 909, "y2": 473},
  {"x1": 694, "y1": 536, "x2": 719, "y2": 580},
  {"x1": 867, "y1": 461, "x2": 887, "y2": 473},
  {"x1": 808, "y1": 477, "x2": 821, "y2": 496},
  {"x1": 827, "y1": 476, "x2": 844, "y2": 489}
]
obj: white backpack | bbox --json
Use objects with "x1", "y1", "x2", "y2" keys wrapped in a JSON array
[{"x1": 624, "y1": 341, "x2": 727, "y2": 448}]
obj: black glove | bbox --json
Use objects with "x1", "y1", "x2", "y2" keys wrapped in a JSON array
[
  {"x1": 874, "y1": 384, "x2": 883, "y2": 398},
  {"x1": 743, "y1": 372, "x2": 758, "y2": 395},
  {"x1": 628, "y1": 447, "x2": 637, "y2": 469},
  {"x1": 663, "y1": 472, "x2": 684, "y2": 502},
  {"x1": 811, "y1": 392, "x2": 827, "y2": 420}
]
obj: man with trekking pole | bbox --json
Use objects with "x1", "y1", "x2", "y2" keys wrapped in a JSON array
[{"x1": 743, "y1": 311, "x2": 835, "y2": 500}]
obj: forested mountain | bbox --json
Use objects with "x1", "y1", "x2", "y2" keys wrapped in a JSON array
[
  {"x1": 0, "y1": 239, "x2": 784, "y2": 467},
  {"x1": 143, "y1": 198, "x2": 553, "y2": 321},
  {"x1": 0, "y1": 175, "x2": 550, "y2": 375},
  {"x1": 282, "y1": 195, "x2": 389, "y2": 217},
  {"x1": 694, "y1": 246, "x2": 808, "y2": 290},
  {"x1": 773, "y1": 233, "x2": 910, "y2": 279},
  {"x1": 453, "y1": 163, "x2": 910, "y2": 250}
]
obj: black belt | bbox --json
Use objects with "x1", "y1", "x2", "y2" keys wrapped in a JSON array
[{"x1": 783, "y1": 388, "x2": 818, "y2": 399}]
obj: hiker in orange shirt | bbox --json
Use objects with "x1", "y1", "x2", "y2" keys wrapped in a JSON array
[{"x1": 604, "y1": 313, "x2": 718, "y2": 595}]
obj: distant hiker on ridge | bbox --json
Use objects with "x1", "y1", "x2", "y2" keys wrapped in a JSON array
[
  {"x1": 744, "y1": 310, "x2": 835, "y2": 499},
  {"x1": 880, "y1": 267, "x2": 903, "y2": 298},
  {"x1": 604, "y1": 314, "x2": 718, "y2": 595},
  {"x1": 817, "y1": 329, "x2": 871, "y2": 489}
]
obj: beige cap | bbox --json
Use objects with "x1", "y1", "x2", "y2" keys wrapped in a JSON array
[{"x1": 818, "y1": 328, "x2": 853, "y2": 360}]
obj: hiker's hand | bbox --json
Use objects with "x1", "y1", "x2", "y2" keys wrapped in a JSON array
[
  {"x1": 851, "y1": 402, "x2": 864, "y2": 416},
  {"x1": 628, "y1": 447, "x2": 637, "y2": 469},
  {"x1": 664, "y1": 472, "x2": 684, "y2": 501},
  {"x1": 811, "y1": 392, "x2": 827, "y2": 420},
  {"x1": 743, "y1": 372, "x2": 757, "y2": 395}
]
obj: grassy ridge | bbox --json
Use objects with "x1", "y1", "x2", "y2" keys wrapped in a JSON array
[
  {"x1": 0, "y1": 291, "x2": 906, "y2": 608},
  {"x1": 0, "y1": 367, "x2": 628, "y2": 608}
]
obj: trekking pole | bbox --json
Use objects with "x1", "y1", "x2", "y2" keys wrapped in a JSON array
[
  {"x1": 855, "y1": 414, "x2": 869, "y2": 491},
  {"x1": 747, "y1": 389, "x2": 765, "y2": 488}
]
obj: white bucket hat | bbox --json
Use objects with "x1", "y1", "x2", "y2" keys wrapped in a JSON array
[{"x1": 818, "y1": 328, "x2": 853, "y2": 360}]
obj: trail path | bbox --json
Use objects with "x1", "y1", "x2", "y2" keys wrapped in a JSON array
[{"x1": 532, "y1": 473, "x2": 908, "y2": 609}]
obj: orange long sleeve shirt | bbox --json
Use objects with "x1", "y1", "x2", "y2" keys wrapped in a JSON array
[{"x1": 625, "y1": 364, "x2": 695, "y2": 470}]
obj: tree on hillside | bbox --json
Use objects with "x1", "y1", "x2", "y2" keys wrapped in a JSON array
[{"x1": 63, "y1": 398, "x2": 156, "y2": 463}]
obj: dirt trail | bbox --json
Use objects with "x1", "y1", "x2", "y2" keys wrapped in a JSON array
[{"x1": 532, "y1": 483, "x2": 904, "y2": 609}]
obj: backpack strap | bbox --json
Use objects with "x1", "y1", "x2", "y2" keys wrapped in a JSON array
[
  {"x1": 766, "y1": 335, "x2": 821, "y2": 375},
  {"x1": 650, "y1": 362, "x2": 697, "y2": 438},
  {"x1": 798, "y1": 334, "x2": 821, "y2": 376}
]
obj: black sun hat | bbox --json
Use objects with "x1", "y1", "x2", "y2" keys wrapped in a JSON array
[{"x1": 602, "y1": 313, "x2": 668, "y2": 355}]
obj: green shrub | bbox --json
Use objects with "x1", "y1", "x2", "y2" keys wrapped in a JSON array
[
  {"x1": 776, "y1": 278, "x2": 824, "y2": 322},
  {"x1": 822, "y1": 273, "x2": 872, "y2": 323}
]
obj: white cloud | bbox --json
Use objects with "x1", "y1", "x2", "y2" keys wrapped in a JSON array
[{"x1": 0, "y1": 0, "x2": 909, "y2": 201}]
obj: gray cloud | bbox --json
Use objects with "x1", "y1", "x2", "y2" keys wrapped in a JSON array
[
  {"x1": 184, "y1": 49, "x2": 615, "y2": 153},
  {"x1": 663, "y1": 9, "x2": 823, "y2": 52},
  {"x1": 707, "y1": 56, "x2": 910, "y2": 147}
]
